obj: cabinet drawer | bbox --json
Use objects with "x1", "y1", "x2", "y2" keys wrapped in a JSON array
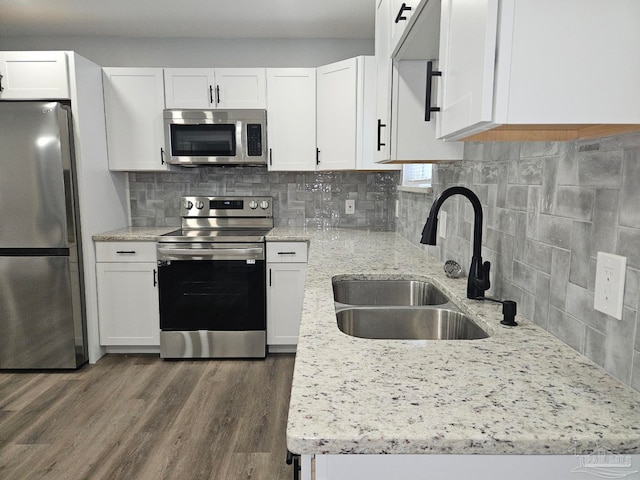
[
  {"x1": 95, "y1": 241, "x2": 157, "y2": 263},
  {"x1": 267, "y1": 242, "x2": 308, "y2": 263}
]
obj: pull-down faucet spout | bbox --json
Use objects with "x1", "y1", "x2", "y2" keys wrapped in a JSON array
[{"x1": 421, "y1": 186, "x2": 490, "y2": 299}]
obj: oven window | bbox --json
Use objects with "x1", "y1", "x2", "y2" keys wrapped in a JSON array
[
  {"x1": 170, "y1": 124, "x2": 236, "y2": 157},
  {"x1": 158, "y1": 260, "x2": 265, "y2": 331}
]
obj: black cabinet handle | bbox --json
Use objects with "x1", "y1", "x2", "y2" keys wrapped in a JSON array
[
  {"x1": 269, "y1": 268, "x2": 272, "y2": 287},
  {"x1": 160, "y1": 147, "x2": 166, "y2": 164},
  {"x1": 153, "y1": 269, "x2": 157, "y2": 287},
  {"x1": 395, "y1": 2, "x2": 412, "y2": 23},
  {"x1": 277, "y1": 251, "x2": 297, "y2": 255},
  {"x1": 116, "y1": 250, "x2": 136, "y2": 254},
  {"x1": 316, "y1": 148, "x2": 320, "y2": 165},
  {"x1": 215, "y1": 85, "x2": 221, "y2": 104},
  {"x1": 269, "y1": 148, "x2": 273, "y2": 166},
  {"x1": 377, "y1": 119, "x2": 386, "y2": 151},
  {"x1": 425, "y1": 60, "x2": 442, "y2": 122},
  {"x1": 0, "y1": 73, "x2": 3, "y2": 92},
  {"x1": 209, "y1": 85, "x2": 214, "y2": 104}
]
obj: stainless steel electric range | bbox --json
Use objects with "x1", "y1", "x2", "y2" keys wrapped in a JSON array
[{"x1": 156, "y1": 196, "x2": 273, "y2": 359}]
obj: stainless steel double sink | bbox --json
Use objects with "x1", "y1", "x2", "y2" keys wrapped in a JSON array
[{"x1": 332, "y1": 278, "x2": 489, "y2": 341}]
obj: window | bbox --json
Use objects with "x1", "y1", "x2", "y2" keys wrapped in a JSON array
[{"x1": 402, "y1": 164, "x2": 432, "y2": 188}]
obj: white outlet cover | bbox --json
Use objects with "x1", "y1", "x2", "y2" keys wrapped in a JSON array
[
  {"x1": 345, "y1": 199, "x2": 355, "y2": 215},
  {"x1": 593, "y1": 251, "x2": 626, "y2": 320}
]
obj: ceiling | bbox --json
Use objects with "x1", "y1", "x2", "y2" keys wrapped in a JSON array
[{"x1": 0, "y1": 0, "x2": 375, "y2": 39}]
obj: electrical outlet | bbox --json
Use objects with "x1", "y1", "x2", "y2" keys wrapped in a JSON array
[
  {"x1": 594, "y1": 252, "x2": 626, "y2": 320},
  {"x1": 439, "y1": 211, "x2": 447, "y2": 238},
  {"x1": 345, "y1": 199, "x2": 355, "y2": 215}
]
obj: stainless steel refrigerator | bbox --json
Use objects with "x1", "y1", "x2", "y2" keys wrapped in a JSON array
[{"x1": 0, "y1": 101, "x2": 88, "y2": 369}]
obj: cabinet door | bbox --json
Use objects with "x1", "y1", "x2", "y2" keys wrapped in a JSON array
[
  {"x1": 103, "y1": 68, "x2": 168, "y2": 171},
  {"x1": 266, "y1": 68, "x2": 317, "y2": 171},
  {"x1": 96, "y1": 262, "x2": 160, "y2": 346},
  {"x1": 374, "y1": 0, "x2": 392, "y2": 163},
  {"x1": 392, "y1": 61, "x2": 463, "y2": 161},
  {"x1": 267, "y1": 262, "x2": 307, "y2": 346},
  {"x1": 164, "y1": 68, "x2": 215, "y2": 108},
  {"x1": 316, "y1": 58, "x2": 358, "y2": 171},
  {"x1": 390, "y1": 0, "x2": 419, "y2": 51},
  {"x1": 437, "y1": 0, "x2": 499, "y2": 139},
  {"x1": 215, "y1": 68, "x2": 266, "y2": 109},
  {"x1": 0, "y1": 51, "x2": 69, "y2": 99}
]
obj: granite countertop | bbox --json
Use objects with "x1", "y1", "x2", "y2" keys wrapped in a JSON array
[
  {"x1": 93, "y1": 226, "x2": 310, "y2": 242},
  {"x1": 92, "y1": 226, "x2": 177, "y2": 241},
  {"x1": 284, "y1": 228, "x2": 640, "y2": 456}
]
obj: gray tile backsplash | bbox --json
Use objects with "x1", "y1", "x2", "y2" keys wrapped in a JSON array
[
  {"x1": 128, "y1": 166, "x2": 400, "y2": 230},
  {"x1": 396, "y1": 133, "x2": 640, "y2": 392}
]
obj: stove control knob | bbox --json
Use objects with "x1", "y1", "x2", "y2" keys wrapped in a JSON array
[
  {"x1": 195, "y1": 200, "x2": 205, "y2": 209},
  {"x1": 249, "y1": 200, "x2": 258, "y2": 210},
  {"x1": 259, "y1": 200, "x2": 270, "y2": 210},
  {"x1": 184, "y1": 200, "x2": 194, "y2": 210}
]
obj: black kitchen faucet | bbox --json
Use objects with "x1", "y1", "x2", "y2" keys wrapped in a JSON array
[
  {"x1": 420, "y1": 186, "x2": 491, "y2": 300},
  {"x1": 421, "y1": 186, "x2": 518, "y2": 326}
]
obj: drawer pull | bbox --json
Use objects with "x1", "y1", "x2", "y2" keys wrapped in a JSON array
[
  {"x1": 277, "y1": 251, "x2": 297, "y2": 255},
  {"x1": 116, "y1": 250, "x2": 136, "y2": 254}
]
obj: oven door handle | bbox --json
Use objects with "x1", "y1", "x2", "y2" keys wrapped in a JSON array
[{"x1": 157, "y1": 246, "x2": 264, "y2": 261}]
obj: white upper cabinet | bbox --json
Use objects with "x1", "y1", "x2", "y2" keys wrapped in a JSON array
[
  {"x1": 317, "y1": 56, "x2": 400, "y2": 171},
  {"x1": 374, "y1": 0, "x2": 392, "y2": 163},
  {"x1": 374, "y1": 0, "x2": 462, "y2": 163},
  {"x1": 164, "y1": 68, "x2": 216, "y2": 108},
  {"x1": 0, "y1": 51, "x2": 69, "y2": 99},
  {"x1": 164, "y1": 68, "x2": 266, "y2": 109},
  {"x1": 316, "y1": 57, "x2": 359, "y2": 171},
  {"x1": 436, "y1": 0, "x2": 499, "y2": 140},
  {"x1": 266, "y1": 68, "x2": 317, "y2": 171},
  {"x1": 390, "y1": 0, "x2": 420, "y2": 52},
  {"x1": 391, "y1": 61, "x2": 463, "y2": 162},
  {"x1": 216, "y1": 68, "x2": 266, "y2": 109},
  {"x1": 397, "y1": 0, "x2": 640, "y2": 141},
  {"x1": 103, "y1": 68, "x2": 168, "y2": 171}
]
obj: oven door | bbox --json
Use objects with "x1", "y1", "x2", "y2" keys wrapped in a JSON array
[
  {"x1": 158, "y1": 258, "x2": 265, "y2": 332},
  {"x1": 157, "y1": 242, "x2": 267, "y2": 358}
]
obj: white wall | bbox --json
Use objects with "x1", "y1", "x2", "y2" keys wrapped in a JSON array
[{"x1": 0, "y1": 36, "x2": 373, "y2": 67}]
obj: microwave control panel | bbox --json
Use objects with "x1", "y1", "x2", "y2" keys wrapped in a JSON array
[{"x1": 246, "y1": 124, "x2": 262, "y2": 156}]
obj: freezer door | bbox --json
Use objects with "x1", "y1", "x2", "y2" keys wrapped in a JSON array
[
  {"x1": 0, "y1": 102, "x2": 76, "y2": 249},
  {"x1": 0, "y1": 255, "x2": 86, "y2": 369}
]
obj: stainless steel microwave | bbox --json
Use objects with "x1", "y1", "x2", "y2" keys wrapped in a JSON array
[{"x1": 163, "y1": 109, "x2": 267, "y2": 166}]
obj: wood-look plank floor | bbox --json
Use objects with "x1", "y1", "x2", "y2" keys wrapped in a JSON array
[{"x1": 0, "y1": 354, "x2": 295, "y2": 480}]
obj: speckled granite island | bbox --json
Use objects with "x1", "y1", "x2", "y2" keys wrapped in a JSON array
[{"x1": 274, "y1": 228, "x2": 640, "y2": 480}]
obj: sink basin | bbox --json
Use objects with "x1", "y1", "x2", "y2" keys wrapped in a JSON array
[
  {"x1": 336, "y1": 308, "x2": 489, "y2": 340},
  {"x1": 333, "y1": 279, "x2": 450, "y2": 306}
]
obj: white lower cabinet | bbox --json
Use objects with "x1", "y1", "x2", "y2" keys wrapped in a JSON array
[
  {"x1": 95, "y1": 241, "x2": 160, "y2": 347},
  {"x1": 308, "y1": 454, "x2": 640, "y2": 480},
  {"x1": 266, "y1": 242, "x2": 308, "y2": 351}
]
